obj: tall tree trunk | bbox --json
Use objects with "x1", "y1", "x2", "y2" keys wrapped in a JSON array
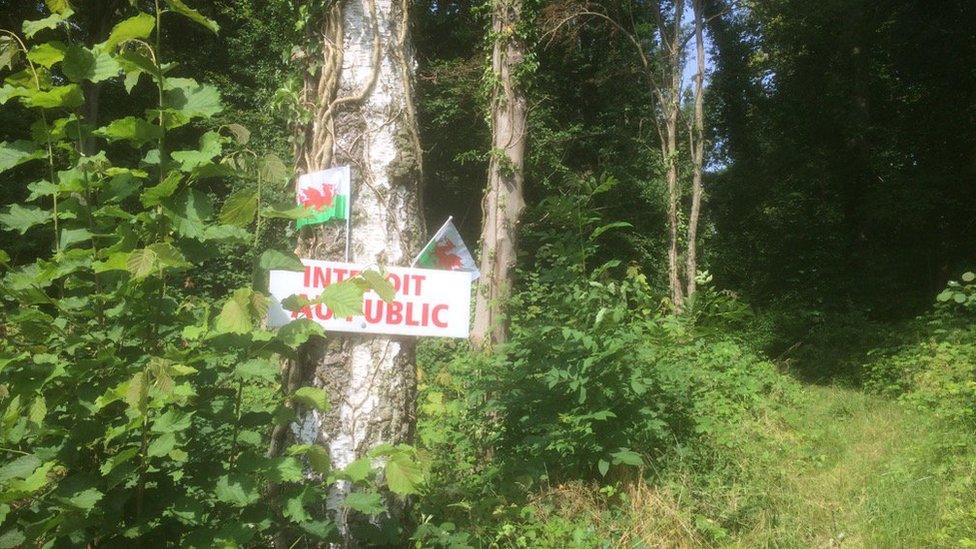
[
  {"x1": 652, "y1": 0, "x2": 685, "y2": 310},
  {"x1": 685, "y1": 0, "x2": 706, "y2": 298},
  {"x1": 471, "y1": 0, "x2": 528, "y2": 351},
  {"x1": 289, "y1": 0, "x2": 424, "y2": 542}
]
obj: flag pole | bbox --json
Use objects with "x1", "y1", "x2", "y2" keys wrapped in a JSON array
[{"x1": 344, "y1": 166, "x2": 352, "y2": 262}]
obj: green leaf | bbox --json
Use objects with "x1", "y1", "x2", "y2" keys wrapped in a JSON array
[
  {"x1": 342, "y1": 491, "x2": 384, "y2": 515},
  {"x1": 214, "y1": 474, "x2": 259, "y2": 507},
  {"x1": 259, "y1": 249, "x2": 305, "y2": 272},
  {"x1": 258, "y1": 154, "x2": 288, "y2": 183},
  {"x1": 0, "y1": 455, "x2": 40, "y2": 482},
  {"x1": 27, "y1": 41, "x2": 67, "y2": 68},
  {"x1": 93, "y1": 251, "x2": 131, "y2": 273},
  {"x1": 94, "y1": 116, "x2": 163, "y2": 146},
  {"x1": 147, "y1": 242, "x2": 189, "y2": 268},
  {"x1": 45, "y1": 0, "x2": 73, "y2": 14},
  {"x1": 65, "y1": 487, "x2": 103, "y2": 511},
  {"x1": 219, "y1": 190, "x2": 258, "y2": 226},
  {"x1": 59, "y1": 227, "x2": 93, "y2": 249},
  {"x1": 610, "y1": 449, "x2": 644, "y2": 468},
  {"x1": 63, "y1": 45, "x2": 121, "y2": 83},
  {"x1": 171, "y1": 130, "x2": 221, "y2": 171},
  {"x1": 24, "y1": 84, "x2": 84, "y2": 109},
  {"x1": 151, "y1": 409, "x2": 193, "y2": 433},
  {"x1": 343, "y1": 458, "x2": 373, "y2": 483},
  {"x1": 148, "y1": 432, "x2": 177, "y2": 457},
  {"x1": 361, "y1": 270, "x2": 395, "y2": 302},
  {"x1": 275, "y1": 319, "x2": 324, "y2": 349},
  {"x1": 0, "y1": 204, "x2": 51, "y2": 234},
  {"x1": 318, "y1": 280, "x2": 365, "y2": 318},
  {"x1": 164, "y1": 78, "x2": 222, "y2": 119},
  {"x1": 141, "y1": 171, "x2": 181, "y2": 207},
  {"x1": 384, "y1": 454, "x2": 423, "y2": 496},
  {"x1": 937, "y1": 290, "x2": 953, "y2": 302},
  {"x1": 962, "y1": 272, "x2": 975, "y2": 283},
  {"x1": 283, "y1": 489, "x2": 311, "y2": 523},
  {"x1": 225, "y1": 123, "x2": 250, "y2": 145},
  {"x1": 0, "y1": 140, "x2": 42, "y2": 174},
  {"x1": 262, "y1": 204, "x2": 312, "y2": 220},
  {"x1": 306, "y1": 445, "x2": 330, "y2": 474},
  {"x1": 293, "y1": 387, "x2": 329, "y2": 412},
  {"x1": 233, "y1": 359, "x2": 278, "y2": 382},
  {"x1": 597, "y1": 459, "x2": 610, "y2": 477},
  {"x1": 163, "y1": 0, "x2": 220, "y2": 33},
  {"x1": 23, "y1": 10, "x2": 74, "y2": 38},
  {"x1": 0, "y1": 36, "x2": 21, "y2": 71},
  {"x1": 0, "y1": 529, "x2": 25, "y2": 549},
  {"x1": 165, "y1": 189, "x2": 213, "y2": 239},
  {"x1": 126, "y1": 248, "x2": 158, "y2": 279},
  {"x1": 28, "y1": 396, "x2": 46, "y2": 426},
  {"x1": 102, "y1": 13, "x2": 156, "y2": 50},
  {"x1": 216, "y1": 288, "x2": 254, "y2": 334}
]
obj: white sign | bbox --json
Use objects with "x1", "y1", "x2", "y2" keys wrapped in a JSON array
[{"x1": 268, "y1": 260, "x2": 471, "y2": 338}]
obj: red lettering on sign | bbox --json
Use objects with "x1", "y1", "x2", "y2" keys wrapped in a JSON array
[
  {"x1": 365, "y1": 300, "x2": 384, "y2": 323},
  {"x1": 387, "y1": 301, "x2": 403, "y2": 324},
  {"x1": 432, "y1": 304, "x2": 448, "y2": 328}
]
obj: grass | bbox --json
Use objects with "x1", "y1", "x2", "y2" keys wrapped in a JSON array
[{"x1": 516, "y1": 384, "x2": 974, "y2": 548}]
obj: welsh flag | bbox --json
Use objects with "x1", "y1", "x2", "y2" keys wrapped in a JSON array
[
  {"x1": 295, "y1": 166, "x2": 350, "y2": 229},
  {"x1": 413, "y1": 217, "x2": 480, "y2": 280}
]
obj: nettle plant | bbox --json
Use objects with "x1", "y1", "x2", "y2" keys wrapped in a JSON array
[{"x1": 0, "y1": 2, "x2": 413, "y2": 546}]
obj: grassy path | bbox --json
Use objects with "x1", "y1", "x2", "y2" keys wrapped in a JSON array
[{"x1": 737, "y1": 384, "x2": 959, "y2": 547}]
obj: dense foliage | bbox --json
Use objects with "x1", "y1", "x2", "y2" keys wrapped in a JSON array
[{"x1": 1, "y1": 0, "x2": 974, "y2": 546}]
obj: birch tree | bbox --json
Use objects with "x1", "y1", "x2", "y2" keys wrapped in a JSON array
[
  {"x1": 685, "y1": 0, "x2": 706, "y2": 298},
  {"x1": 283, "y1": 0, "x2": 424, "y2": 540},
  {"x1": 471, "y1": 0, "x2": 529, "y2": 350}
]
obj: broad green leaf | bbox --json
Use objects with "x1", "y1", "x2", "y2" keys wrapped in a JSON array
[
  {"x1": 23, "y1": 10, "x2": 74, "y2": 38},
  {"x1": 233, "y1": 358, "x2": 278, "y2": 382},
  {"x1": 164, "y1": 189, "x2": 213, "y2": 239},
  {"x1": 93, "y1": 116, "x2": 162, "y2": 146},
  {"x1": 361, "y1": 270, "x2": 395, "y2": 302},
  {"x1": 261, "y1": 204, "x2": 312, "y2": 220},
  {"x1": 123, "y1": 371, "x2": 147, "y2": 412},
  {"x1": 216, "y1": 287, "x2": 254, "y2": 334},
  {"x1": 317, "y1": 280, "x2": 365, "y2": 318},
  {"x1": 93, "y1": 251, "x2": 131, "y2": 273},
  {"x1": 258, "y1": 249, "x2": 304, "y2": 272},
  {"x1": 28, "y1": 396, "x2": 46, "y2": 426},
  {"x1": 171, "y1": 131, "x2": 221, "y2": 171},
  {"x1": 147, "y1": 242, "x2": 189, "y2": 268},
  {"x1": 0, "y1": 204, "x2": 51, "y2": 234},
  {"x1": 164, "y1": 0, "x2": 220, "y2": 33},
  {"x1": 63, "y1": 45, "x2": 121, "y2": 83},
  {"x1": 275, "y1": 319, "x2": 324, "y2": 349},
  {"x1": 610, "y1": 449, "x2": 644, "y2": 467},
  {"x1": 343, "y1": 458, "x2": 373, "y2": 483},
  {"x1": 0, "y1": 36, "x2": 21, "y2": 71},
  {"x1": 214, "y1": 474, "x2": 259, "y2": 507},
  {"x1": 384, "y1": 453, "x2": 423, "y2": 496},
  {"x1": 0, "y1": 529, "x2": 25, "y2": 549},
  {"x1": 164, "y1": 78, "x2": 222, "y2": 119},
  {"x1": 102, "y1": 13, "x2": 155, "y2": 50},
  {"x1": 126, "y1": 248, "x2": 157, "y2": 279},
  {"x1": 0, "y1": 455, "x2": 40, "y2": 482},
  {"x1": 293, "y1": 387, "x2": 329, "y2": 412},
  {"x1": 27, "y1": 41, "x2": 67, "y2": 68},
  {"x1": 225, "y1": 123, "x2": 250, "y2": 144},
  {"x1": 45, "y1": 0, "x2": 72, "y2": 14},
  {"x1": 7, "y1": 461, "x2": 54, "y2": 494},
  {"x1": 65, "y1": 487, "x2": 103, "y2": 511},
  {"x1": 962, "y1": 272, "x2": 975, "y2": 283},
  {"x1": 24, "y1": 84, "x2": 84, "y2": 109},
  {"x1": 219, "y1": 190, "x2": 258, "y2": 226},
  {"x1": 258, "y1": 154, "x2": 288, "y2": 183},
  {"x1": 148, "y1": 432, "x2": 177, "y2": 457},
  {"x1": 598, "y1": 459, "x2": 610, "y2": 476},
  {"x1": 59, "y1": 227, "x2": 93, "y2": 249},
  {"x1": 151, "y1": 409, "x2": 193, "y2": 433},
  {"x1": 342, "y1": 491, "x2": 383, "y2": 515},
  {"x1": 0, "y1": 140, "x2": 42, "y2": 173},
  {"x1": 306, "y1": 445, "x2": 330, "y2": 474},
  {"x1": 140, "y1": 171, "x2": 181, "y2": 207}
]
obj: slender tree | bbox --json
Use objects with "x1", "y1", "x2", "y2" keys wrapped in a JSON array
[
  {"x1": 471, "y1": 0, "x2": 529, "y2": 350},
  {"x1": 685, "y1": 0, "x2": 705, "y2": 297},
  {"x1": 286, "y1": 0, "x2": 424, "y2": 540}
]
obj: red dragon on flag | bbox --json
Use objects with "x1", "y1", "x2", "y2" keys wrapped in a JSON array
[
  {"x1": 299, "y1": 184, "x2": 335, "y2": 211},
  {"x1": 433, "y1": 241, "x2": 463, "y2": 270}
]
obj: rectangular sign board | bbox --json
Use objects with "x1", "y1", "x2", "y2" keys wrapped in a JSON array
[{"x1": 268, "y1": 259, "x2": 471, "y2": 338}]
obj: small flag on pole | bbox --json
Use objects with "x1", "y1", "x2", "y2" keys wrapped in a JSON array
[
  {"x1": 413, "y1": 217, "x2": 480, "y2": 280},
  {"x1": 295, "y1": 166, "x2": 351, "y2": 229}
]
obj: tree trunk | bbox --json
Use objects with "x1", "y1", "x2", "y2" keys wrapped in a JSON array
[
  {"x1": 290, "y1": 0, "x2": 424, "y2": 542},
  {"x1": 653, "y1": 0, "x2": 685, "y2": 310},
  {"x1": 685, "y1": 0, "x2": 706, "y2": 298},
  {"x1": 471, "y1": 0, "x2": 528, "y2": 351}
]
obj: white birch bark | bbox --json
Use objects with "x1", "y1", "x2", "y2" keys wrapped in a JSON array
[{"x1": 289, "y1": 0, "x2": 423, "y2": 542}]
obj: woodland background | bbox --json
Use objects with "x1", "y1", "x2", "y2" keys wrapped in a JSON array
[{"x1": 0, "y1": 0, "x2": 975, "y2": 546}]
